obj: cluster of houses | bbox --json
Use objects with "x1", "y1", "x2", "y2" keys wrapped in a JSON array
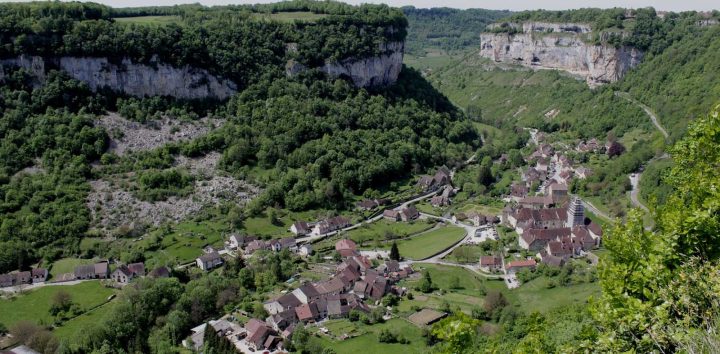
[
  {"x1": 503, "y1": 197, "x2": 602, "y2": 267},
  {"x1": 430, "y1": 186, "x2": 455, "y2": 207},
  {"x1": 290, "y1": 216, "x2": 352, "y2": 237},
  {"x1": 382, "y1": 205, "x2": 419, "y2": 222},
  {"x1": 0, "y1": 260, "x2": 170, "y2": 288},
  {"x1": 224, "y1": 234, "x2": 314, "y2": 259},
  {"x1": 416, "y1": 166, "x2": 452, "y2": 192},
  {"x1": 189, "y1": 238, "x2": 414, "y2": 352},
  {"x1": 0, "y1": 268, "x2": 48, "y2": 288}
]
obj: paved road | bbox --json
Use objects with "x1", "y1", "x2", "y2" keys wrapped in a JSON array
[
  {"x1": 615, "y1": 92, "x2": 669, "y2": 139},
  {"x1": 629, "y1": 173, "x2": 649, "y2": 212},
  {"x1": 296, "y1": 189, "x2": 440, "y2": 244}
]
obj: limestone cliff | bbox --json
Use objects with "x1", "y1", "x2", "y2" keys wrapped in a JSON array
[
  {"x1": 287, "y1": 41, "x2": 404, "y2": 87},
  {"x1": 0, "y1": 55, "x2": 237, "y2": 100},
  {"x1": 480, "y1": 22, "x2": 643, "y2": 87}
]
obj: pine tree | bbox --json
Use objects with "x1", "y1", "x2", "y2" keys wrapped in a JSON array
[{"x1": 390, "y1": 241, "x2": 400, "y2": 261}]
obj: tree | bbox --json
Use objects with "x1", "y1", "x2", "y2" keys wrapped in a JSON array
[
  {"x1": 389, "y1": 241, "x2": 400, "y2": 261},
  {"x1": 606, "y1": 141, "x2": 626, "y2": 158},
  {"x1": 431, "y1": 312, "x2": 480, "y2": 353},
  {"x1": 417, "y1": 270, "x2": 434, "y2": 293},
  {"x1": 483, "y1": 290, "x2": 508, "y2": 320},
  {"x1": 593, "y1": 104, "x2": 720, "y2": 352},
  {"x1": 50, "y1": 290, "x2": 73, "y2": 316}
]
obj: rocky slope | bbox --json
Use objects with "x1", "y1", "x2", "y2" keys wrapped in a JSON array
[
  {"x1": 480, "y1": 22, "x2": 643, "y2": 87},
  {"x1": 287, "y1": 41, "x2": 404, "y2": 87}
]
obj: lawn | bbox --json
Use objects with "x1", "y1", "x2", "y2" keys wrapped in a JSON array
[
  {"x1": 394, "y1": 226, "x2": 465, "y2": 260},
  {"x1": 48, "y1": 258, "x2": 94, "y2": 279},
  {"x1": 0, "y1": 282, "x2": 115, "y2": 328},
  {"x1": 113, "y1": 16, "x2": 181, "y2": 25},
  {"x1": 315, "y1": 318, "x2": 426, "y2": 354}
]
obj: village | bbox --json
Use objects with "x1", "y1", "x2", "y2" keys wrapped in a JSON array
[{"x1": 0, "y1": 131, "x2": 610, "y2": 354}]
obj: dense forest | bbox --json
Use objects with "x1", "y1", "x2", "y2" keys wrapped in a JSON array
[{"x1": 401, "y1": 7, "x2": 510, "y2": 55}]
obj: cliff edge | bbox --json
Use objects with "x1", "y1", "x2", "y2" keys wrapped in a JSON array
[{"x1": 480, "y1": 22, "x2": 643, "y2": 87}]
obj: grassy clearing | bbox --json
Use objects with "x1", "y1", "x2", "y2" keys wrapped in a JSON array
[
  {"x1": 53, "y1": 300, "x2": 119, "y2": 341},
  {"x1": 314, "y1": 318, "x2": 426, "y2": 354},
  {"x1": 251, "y1": 11, "x2": 328, "y2": 23},
  {"x1": 345, "y1": 220, "x2": 435, "y2": 245},
  {"x1": 455, "y1": 202, "x2": 503, "y2": 216},
  {"x1": 400, "y1": 263, "x2": 599, "y2": 315},
  {"x1": 48, "y1": 258, "x2": 94, "y2": 279},
  {"x1": 113, "y1": 16, "x2": 181, "y2": 25},
  {"x1": 140, "y1": 220, "x2": 227, "y2": 266},
  {"x1": 0, "y1": 282, "x2": 115, "y2": 328},
  {"x1": 509, "y1": 276, "x2": 600, "y2": 313},
  {"x1": 442, "y1": 245, "x2": 484, "y2": 263},
  {"x1": 394, "y1": 226, "x2": 465, "y2": 260}
]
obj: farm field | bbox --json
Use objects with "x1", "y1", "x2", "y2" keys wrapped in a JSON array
[{"x1": 0, "y1": 282, "x2": 115, "y2": 328}]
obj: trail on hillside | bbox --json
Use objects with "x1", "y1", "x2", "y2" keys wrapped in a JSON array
[{"x1": 614, "y1": 91, "x2": 669, "y2": 139}]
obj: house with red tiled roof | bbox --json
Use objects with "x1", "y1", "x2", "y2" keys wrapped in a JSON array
[
  {"x1": 505, "y1": 259, "x2": 537, "y2": 274},
  {"x1": 335, "y1": 238, "x2": 358, "y2": 258},
  {"x1": 295, "y1": 303, "x2": 320, "y2": 323}
]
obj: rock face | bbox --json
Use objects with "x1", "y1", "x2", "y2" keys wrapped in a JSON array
[
  {"x1": 480, "y1": 23, "x2": 643, "y2": 87},
  {"x1": 287, "y1": 41, "x2": 404, "y2": 87},
  {"x1": 0, "y1": 55, "x2": 237, "y2": 99}
]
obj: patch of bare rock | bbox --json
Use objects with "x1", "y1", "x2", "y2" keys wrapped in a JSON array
[{"x1": 96, "y1": 112, "x2": 225, "y2": 156}]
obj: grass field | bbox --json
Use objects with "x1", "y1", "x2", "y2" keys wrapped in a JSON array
[
  {"x1": 251, "y1": 11, "x2": 328, "y2": 23},
  {"x1": 400, "y1": 263, "x2": 600, "y2": 315},
  {"x1": 48, "y1": 258, "x2": 94, "y2": 279},
  {"x1": 113, "y1": 16, "x2": 181, "y2": 25},
  {"x1": 0, "y1": 282, "x2": 115, "y2": 328},
  {"x1": 345, "y1": 220, "x2": 435, "y2": 245},
  {"x1": 53, "y1": 300, "x2": 119, "y2": 341},
  {"x1": 315, "y1": 318, "x2": 426, "y2": 354},
  {"x1": 391, "y1": 226, "x2": 465, "y2": 260},
  {"x1": 143, "y1": 220, "x2": 227, "y2": 265},
  {"x1": 442, "y1": 245, "x2": 484, "y2": 263}
]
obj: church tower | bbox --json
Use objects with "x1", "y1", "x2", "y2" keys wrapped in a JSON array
[{"x1": 567, "y1": 197, "x2": 584, "y2": 228}]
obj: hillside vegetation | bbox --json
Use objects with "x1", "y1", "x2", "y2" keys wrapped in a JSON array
[{"x1": 0, "y1": 1, "x2": 478, "y2": 274}]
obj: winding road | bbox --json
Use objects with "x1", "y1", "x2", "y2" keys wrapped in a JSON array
[{"x1": 615, "y1": 91, "x2": 669, "y2": 139}]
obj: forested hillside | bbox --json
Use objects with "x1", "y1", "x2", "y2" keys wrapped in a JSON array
[
  {"x1": 0, "y1": 1, "x2": 478, "y2": 275},
  {"x1": 401, "y1": 7, "x2": 510, "y2": 55}
]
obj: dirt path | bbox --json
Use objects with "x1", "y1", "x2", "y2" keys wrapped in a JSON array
[{"x1": 615, "y1": 92, "x2": 669, "y2": 139}]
